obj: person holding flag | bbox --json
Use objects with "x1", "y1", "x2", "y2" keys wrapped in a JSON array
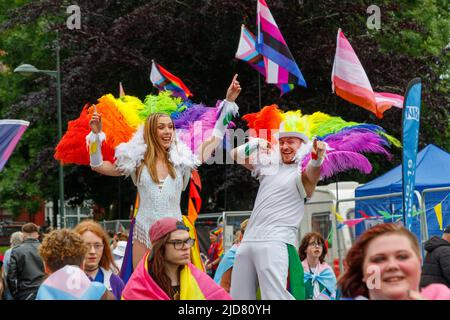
[{"x1": 87, "y1": 75, "x2": 241, "y2": 269}]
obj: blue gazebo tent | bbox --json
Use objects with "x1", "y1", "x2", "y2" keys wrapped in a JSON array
[{"x1": 355, "y1": 144, "x2": 450, "y2": 239}]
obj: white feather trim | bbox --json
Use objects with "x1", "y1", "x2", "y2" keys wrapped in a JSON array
[
  {"x1": 169, "y1": 140, "x2": 200, "y2": 169},
  {"x1": 293, "y1": 141, "x2": 313, "y2": 165},
  {"x1": 222, "y1": 100, "x2": 239, "y2": 117},
  {"x1": 85, "y1": 131, "x2": 106, "y2": 149},
  {"x1": 114, "y1": 125, "x2": 199, "y2": 177},
  {"x1": 114, "y1": 126, "x2": 147, "y2": 176}
]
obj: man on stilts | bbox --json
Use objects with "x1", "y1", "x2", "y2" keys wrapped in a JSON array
[{"x1": 229, "y1": 111, "x2": 326, "y2": 300}]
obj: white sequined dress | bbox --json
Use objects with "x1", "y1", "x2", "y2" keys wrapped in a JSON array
[{"x1": 130, "y1": 165, "x2": 190, "y2": 248}]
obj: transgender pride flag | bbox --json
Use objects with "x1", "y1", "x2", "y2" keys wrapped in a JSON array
[
  {"x1": 0, "y1": 119, "x2": 29, "y2": 171},
  {"x1": 332, "y1": 29, "x2": 404, "y2": 119}
]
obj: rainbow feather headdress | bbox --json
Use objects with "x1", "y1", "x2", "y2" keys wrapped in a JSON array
[
  {"x1": 55, "y1": 91, "x2": 233, "y2": 170},
  {"x1": 243, "y1": 105, "x2": 401, "y2": 179}
]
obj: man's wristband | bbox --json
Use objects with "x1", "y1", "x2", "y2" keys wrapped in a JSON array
[{"x1": 310, "y1": 156, "x2": 324, "y2": 167}]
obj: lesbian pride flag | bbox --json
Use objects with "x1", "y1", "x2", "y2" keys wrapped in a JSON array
[
  {"x1": 0, "y1": 119, "x2": 29, "y2": 171},
  {"x1": 150, "y1": 60, "x2": 193, "y2": 100},
  {"x1": 332, "y1": 29, "x2": 404, "y2": 118}
]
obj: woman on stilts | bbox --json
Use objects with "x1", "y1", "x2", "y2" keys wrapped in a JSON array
[{"x1": 87, "y1": 75, "x2": 242, "y2": 269}]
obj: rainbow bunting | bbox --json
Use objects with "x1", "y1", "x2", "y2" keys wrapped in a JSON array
[
  {"x1": 342, "y1": 218, "x2": 366, "y2": 228},
  {"x1": 434, "y1": 203, "x2": 443, "y2": 230},
  {"x1": 150, "y1": 60, "x2": 192, "y2": 100}
]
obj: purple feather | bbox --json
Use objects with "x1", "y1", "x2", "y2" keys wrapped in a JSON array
[
  {"x1": 175, "y1": 99, "x2": 235, "y2": 153},
  {"x1": 173, "y1": 103, "x2": 208, "y2": 129},
  {"x1": 323, "y1": 129, "x2": 392, "y2": 159},
  {"x1": 300, "y1": 128, "x2": 393, "y2": 179},
  {"x1": 176, "y1": 106, "x2": 218, "y2": 152},
  {"x1": 302, "y1": 151, "x2": 373, "y2": 179}
]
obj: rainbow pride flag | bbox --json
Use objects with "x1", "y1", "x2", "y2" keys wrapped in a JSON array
[
  {"x1": 0, "y1": 120, "x2": 29, "y2": 172},
  {"x1": 122, "y1": 253, "x2": 231, "y2": 300},
  {"x1": 150, "y1": 60, "x2": 193, "y2": 100}
]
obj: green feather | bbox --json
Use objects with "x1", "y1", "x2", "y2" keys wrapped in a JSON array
[
  {"x1": 139, "y1": 91, "x2": 182, "y2": 119},
  {"x1": 378, "y1": 131, "x2": 402, "y2": 148},
  {"x1": 311, "y1": 116, "x2": 359, "y2": 137}
]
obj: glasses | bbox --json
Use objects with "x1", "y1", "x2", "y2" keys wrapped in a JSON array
[
  {"x1": 166, "y1": 238, "x2": 195, "y2": 250},
  {"x1": 308, "y1": 242, "x2": 323, "y2": 248},
  {"x1": 86, "y1": 243, "x2": 104, "y2": 251}
]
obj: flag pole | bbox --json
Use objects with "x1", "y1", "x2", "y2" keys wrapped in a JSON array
[
  {"x1": 256, "y1": 4, "x2": 262, "y2": 110},
  {"x1": 258, "y1": 73, "x2": 262, "y2": 110}
]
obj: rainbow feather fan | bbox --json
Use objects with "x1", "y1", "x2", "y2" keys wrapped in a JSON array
[
  {"x1": 54, "y1": 92, "x2": 225, "y2": 165},
  {"x1": 242, "y1": 105, "x2": 401, "y2": 179}
]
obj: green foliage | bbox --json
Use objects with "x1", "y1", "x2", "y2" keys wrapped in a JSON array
[{"x1": 0, "y1": 0, "x2": 448, "y2": 218}]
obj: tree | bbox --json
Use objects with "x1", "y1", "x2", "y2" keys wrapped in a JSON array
[{"x1": 0, "y1": 0, "x2": 448, "y2": 218}]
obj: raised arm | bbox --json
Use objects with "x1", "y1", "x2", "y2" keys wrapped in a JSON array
[
  {"x1": 302, "y1": 139, "x2": 326, "y2": 198},
  {"x1": 230, "y1": 138, "x2": 270, "y2": 171},
  {"x1": 197, "y1": 74, "x2": 241, "y2": 163},
  {"x1": 88, "y1": 108, "x2": 123, "y2": 177}
]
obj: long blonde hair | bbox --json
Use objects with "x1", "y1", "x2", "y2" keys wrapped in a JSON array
[{"x1": 137, "y1": 113, "x2": 176, "y2": 184}]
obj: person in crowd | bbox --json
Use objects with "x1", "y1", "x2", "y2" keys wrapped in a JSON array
[
  {"x1": 6, "y1": 223, "x2": 45, "y2": 300},
  {"x1": 112, "y1": 240, "x2": 128, "y2": 271},
  {"x1": 73, "y1": 220, "x2": 125, "y2": 300},
  {"x1": 0, "y1": 257, "x2": 3, "y2": 299},
  {"x1": 299, "y1": 232, "x2": 336, "y2": 300},
  {"x1": 206, "y1": 228, "x2": 222, "y2": 278},
  {"x1": 2, "y1": 231, "x2": 24, "y2": 300},
  {"x1": 338, "y1": 223, "x2": 450, "y2": 300},
  {"x1": 88, "y1": 76, "x2": 241, "y2": 269},
  {"x1": 420, "y1": 225, "x2": 450, "y2": 288},
  {"x1": 122, "y1": 217, "x2": 231, "y2": 300},
  {"x1": 214, "y1": 219, "x2": 249, "y2": 292},
  {"x1": 109, "y1": 231, "x2": 118, "y2": 250},
  {"x1": 36, "y1": 229, "x2": 114, "y2": 300}
]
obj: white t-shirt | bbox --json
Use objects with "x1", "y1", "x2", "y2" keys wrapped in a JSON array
[{"x1": 243, "y1": 162, "x2": 307, "y2": 247}]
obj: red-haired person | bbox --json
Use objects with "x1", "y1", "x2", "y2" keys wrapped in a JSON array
[
  {"x1": 37, "y1": 229, "x2": 114, "y2": 300},
  {"x1": 299, "y1": 232, "x2": 336, "y2": 300},
  {"x1": 338, "y1": 223, "x2": 450, "y2": 300},
  {"x1": 74, "y1": 220, "x2": 125, "y2": 300}
]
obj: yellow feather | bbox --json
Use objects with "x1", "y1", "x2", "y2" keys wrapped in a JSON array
[{"x1": 113, "y1": 95, "x2": 145, "y2": 129}]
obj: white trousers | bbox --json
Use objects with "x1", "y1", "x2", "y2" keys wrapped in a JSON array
[{"x1": 230, "y1": 241, "x2": 294, "y2": 300}]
